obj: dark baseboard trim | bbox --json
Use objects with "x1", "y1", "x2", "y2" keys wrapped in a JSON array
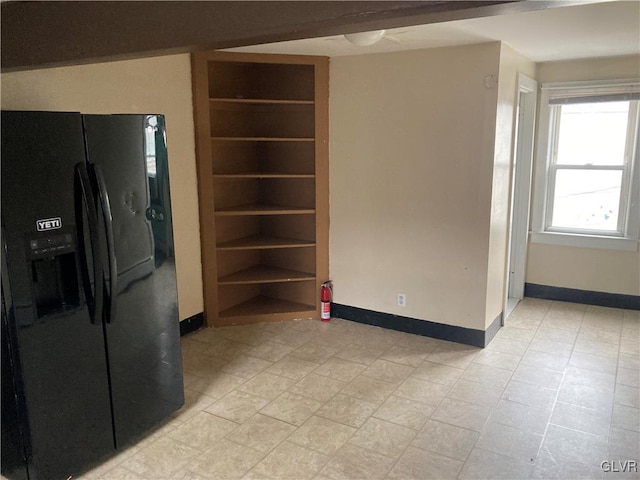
[
  {"x1": 179, "y1": 312, "x2": 205, "y2": 336},
  {"x1": 525, "y1": 283, "x2": 640, "y2": 311},
  {"x1": 331, "y1": 304, "x2": 502, "y2": 348}
]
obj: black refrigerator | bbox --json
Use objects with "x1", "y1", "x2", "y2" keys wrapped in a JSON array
[{"x1": 1, "y1": 111, "x2": 185, "y2": 480}]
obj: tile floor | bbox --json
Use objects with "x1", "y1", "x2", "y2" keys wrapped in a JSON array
[{"x1": 81, "y1": 298, "x2": 639, "y2": 479}]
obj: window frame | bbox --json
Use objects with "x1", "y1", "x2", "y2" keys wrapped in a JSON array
[{"x1": 531, "y1": 79, "x2": 640, "y2": 252}]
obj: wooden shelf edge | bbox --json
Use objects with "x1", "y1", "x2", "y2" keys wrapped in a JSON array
[
  {"x1": 210, "y1": 98, "x2": 314, "y2": 105},
  {"x1": 211, "y1": 137, "x2": 315, "y2": 142},
  {"x1": 217, "y1": 235, "x2": 315, "y2": 250},
  {"x1": 214, "y1": 173, "x2": 315, "y2": 179},
  {"x1": 218, "y1": 265, "x2": 316, "y2": 285},
  {"x1": 219, "y1": 295, "x2": 316, "y2": 319},
  {"x1": 215, "y1": 205, "x2": 315, "y2": 216}
]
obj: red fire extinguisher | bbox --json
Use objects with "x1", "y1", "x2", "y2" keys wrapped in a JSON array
[{"x1": 321, "y1": 281, "x2": 333, "y2": 321}]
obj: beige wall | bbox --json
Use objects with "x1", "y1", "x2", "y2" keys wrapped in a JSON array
[
  {"x1": 329, "y1": 43, "x2": 503, "y2": 331},
  {"x1": 484, "y1": 44, "x2": 536, "y2": 327},
  {"x1": 1, "y1": 54, "x2": 204, "y2": 320},
  {"x1": 526, "y1": 55, "x2": 640, "y2": 296}
]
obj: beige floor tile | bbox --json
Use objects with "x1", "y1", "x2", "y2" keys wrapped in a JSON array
[
  {"x1": 265, "y1": 355, "x2": 319, "y2": 380},
  {"x1": 271, "y1": 330, "x2": 314, "y2": 348},
  {"x1": 541, "y1": 424, "x2": 609, "y2": 463},
  {"x1": 545, "y1": 301, "x2": 586, "y2": 320},
  {"x1": 473, "y1": 342, "x2": 522, "y2": 371},
  {"x1": 392, "y1": 333, "x2": 441, "y2": 353},
  {"x1": 361, "y1": 358, "x2": 415, "y2": 384},
  {"x1": 220, "y1": 355, "x2": 273, "y2": 379},
  {"x1": 495, "y1": 326, "x2": 536, "y2": 343},
  {"x1": 521, "y1": 349, "x2": 570, "y2": 372},
  {"x1": 426, "y1": 343, "x2": 479, "y2": 369},
  {"x1": 317, "y1": 444, "x2": 396, "y2": 480},
  {"x1": 475, "y1": 421, "x2": 544, "y2": 462},
  {"x1": 412, "y1": 419, "x2": 479, "y2": 460},
  {"x1": 175, "y1": 388, "x2": 218, "y2": 422},
  {"x1": 485, "y1": 337, "x2": 529, "y2": 356},
  {"x1": 225, "y1": 414, "x2": 296, "y2": 454},
  {"x1": 609, "y1": 427, "x2": 640, "y2": 460},
  {"x1": 252, "y1": 441, "x2": 328, "y2": 479},
  {"x1": 167, "y1": 411, "x2": 238, "y2": 450},
  {"x1": 289, "y1": 373, "x2": 346, "y2": 402},
  {"x1": 489, "y1": 399, "x2": 552, "y2": 435},
  {"x1": 612, "y1": 404, "x2": 640, "y2": 432},
  {"x1": 313, "y1": 357, "x2": 366, "y2": 382},
  {"x1": 206, "y1": 338, "x2": 253, "y2": 361},
  {"x1": 187, "y1": 439, "x2": 264, "y2": 479},
  {"x1": 615, "y1": 384, "x2": 640, "y2": 408},
  {"x1": 619, "y1": 352, "x2": 640, "y2": 371},
  {"x1": 461, "y1": 362, "x2": 514, "y2": 389},
  {"x1": 187, "y1": 372, "x2": 247, "y2": 399},
  {"x1": 289, "y1": 341, "x2": 339, "y2": 364},
  {"x1": 550, "y1": 401, "x2": 611, "y2": 438},
  {"x1": 412, "y1": 361, "x2": 464, "y2": 386},
  {"x1": 504, "y1": 316, "x2": 542, "y2": 331},
  {"x1": 569, "y1": 351, "x2": 618, "y2": 375},
  {"x1": 502, "y1": 380, "x2": 557, "y2": 409},
  {"x1": 532, "y1": 449, "x2": 605, "y2": 480},
  {"x1": 533, "y1": 326, "x2": 578, "y2": 345},
  {"x1": 620, "y1": 338, "x2": 640, "y2": 355},
  {"x1": 204, "y1": 390, "x2": 270, "y2": 424},
  {"x1": 373, "y1": 395, "x2": 434, "y2": 430},
  {"x1": 430, "y1": 397, "x2": 493, "y2": 432},
  {"x1": 316, "y1": 393, "x2": 377, "y2": 428},
  {"x1": 334, "y1": 344, "x2": 381, "y2": 366},
  {"x1": 96, "y1": 465, "x2": 145, "y2": 479},
  {"x1": 573, "y1": 338, "x2": 619, "y2": 358},
  {"x1": 459, "y1": 448, "x2": 534, "y2": 480},
  {"x1": 388, "y1": 446, "x2": 463, "y2": 480},
  {"x1": 182, "y1": 352, "x2": 228, "y2": 377},
  {"x1": 563, "y1": 366, "x2": 616, "y2": 392},
  {"x1": 557, "y1": 382, "x2": 614, "y2": 415},
  {"x1": 347, "y1": 417, "x2": 415, "y2": 459},
  {"x1": 340, "y1": 374, "x2": 396, "y2": 405},
  {"x1": 121, "y1": 437, "x2": 201, "y2": 478},
  {"x1": 447, "y1": 379, "x2": 504, "y2": 407},
  {"x1": 380, "y1": 345, "x2": 428, "y2": 367},
  {"x1": 245, "y1": 340, "x2": 295, "y2": 362},
  {"x1": 393, "y1": 376, "x2": 450, "y2": 406},
  {"x1": 527, "y1": 337, "x2": 574, "y2": 356},
  {"x1": 287, "y1": 416, "x2": 356, "y2": 455},
  {"x1": 313, "y1": 331, "x2": 359, "y2": 350},
  {"x1": 259, "y1": 391, "x2": 323, "y2": 426},
  {"x1": 618, "y1": 367, "x2": 640, "y2": 387},
  {"x1": 577, "y1": 326, "x2": 621, "y2": 345},
  {"x1": 511, "y1": 363, "x2": 564, "y2": 389},
  {"x1": 221, "y1": 327, "x2": 276, "y2": 347},
  {"x1": 236, "y1": 371, "x2": 296, "y2": 400}
]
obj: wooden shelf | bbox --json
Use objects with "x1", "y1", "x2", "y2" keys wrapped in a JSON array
[
  {"x1": 214, "y1": 173, "x2": 314, "y2": 179},
  {"x1": 218, "y1": 235, "x2": 315, "y2": 250},
  {"x1": 220, "y1": 295, "x2": 315, "y2": 318},
  {"x1": 212, "y1": 137, "x2": 315, "y2": 142},
  {"x1": 211, "y1": 98, "x2": 314, "y2": 105},
  {"x1": 215, "y1": 204, "x2": 315, "y2": 216},
  {"x1": 218, "y1": 265, "x2": 315, "y2": 285},
  {"x1": 192, "y1": 51, "x2": 328, "y2": 327}
]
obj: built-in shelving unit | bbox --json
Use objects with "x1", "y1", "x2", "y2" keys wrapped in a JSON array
[{"x1": 192, "y1": 51, "x2": 329, "y2": 326}]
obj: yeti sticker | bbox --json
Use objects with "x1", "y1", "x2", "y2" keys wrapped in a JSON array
[{"x1": 36, "y1": 217, "x2": 62, "y2": 232}]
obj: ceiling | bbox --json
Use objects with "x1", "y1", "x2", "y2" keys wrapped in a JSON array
[{"x1": 227, "y1": 1, "x2": 640, "y2": 62}]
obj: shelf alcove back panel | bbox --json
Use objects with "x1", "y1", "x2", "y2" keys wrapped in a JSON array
[
  {"x1": 213, "y1": 178, "x2": 315, "y2": 211},
  {"x1": 215, "y1": 215, "x2": 316, "y2": 247},
  {"x1": 208, "y1": 62, "x2": 315, "y2": 101},
  {"x1": 217, "y1": 248, "x2": 316, "y2": 280},
  {"x1": 209, "y1": 103, "x2": 314, "y2": 139},
  {"x1": 211, "y1": 141, "x2": 316, "y2": 176}
]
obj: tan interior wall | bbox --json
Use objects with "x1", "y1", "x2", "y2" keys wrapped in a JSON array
[
  {"x1": 329, "y1": 43, "x2": 501, "y2": 331},
  {"x1": 1, "y1": 54, "x2": 204, "y2": 320},
  {"x1": 526, "y1": 55, "x2": 640, "y2": 296},
  {"x1": 484, "y1": 44, "x2": 537, "y2": 327}
]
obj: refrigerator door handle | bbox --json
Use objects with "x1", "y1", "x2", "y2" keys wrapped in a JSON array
[
  {"x1": 74, "y1": 163, "x2": 104, "y2": 325},
  {"x1": 90, "y1": 164, "x2": 117, "y2": 324}
]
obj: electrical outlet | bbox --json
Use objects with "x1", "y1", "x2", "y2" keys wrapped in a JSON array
[{"x1": 397, "y1": 293, "x2": 406, "y2": 307}]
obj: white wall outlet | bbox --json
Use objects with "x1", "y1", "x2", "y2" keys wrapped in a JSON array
[{"x1": 397, "y1": 293, "x2": 406, "y2": 307}]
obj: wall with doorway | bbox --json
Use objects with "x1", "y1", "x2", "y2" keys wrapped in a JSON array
[{"x1": 526, "y1": 55, "x2": 640, "y2": 296}]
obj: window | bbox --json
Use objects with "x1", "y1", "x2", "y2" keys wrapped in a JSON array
[{"x1": 532, "y1": 80, "x2": 640, "y2": 250}]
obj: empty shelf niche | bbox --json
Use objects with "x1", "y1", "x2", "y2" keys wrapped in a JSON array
[
  {"x1": 216, "y1": 215, "x2": 316, "y2": 250},
  {"x1": 217, "y1": 248, "x2": 316, "y2": 285},
  {"x1": 218, "y1": 282, "x2": 316, "y2": 319},
  {"x1": 213, "y1": 177, "x2": 315, "y2": 214},
  {"x1": 211, "y1": 141, "x2": 315, "y2": 177}
]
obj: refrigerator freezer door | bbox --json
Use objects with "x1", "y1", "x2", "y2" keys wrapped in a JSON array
[
  {"x1": 83, "y1": 114, "x2": 184, "y2": 448},
  {"x1": 1, "y1": 111, "x2": 114, "y2": 479}
]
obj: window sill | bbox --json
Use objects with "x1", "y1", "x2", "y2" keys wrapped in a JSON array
[{"x1": 531, "y1": 231, "x2": 639, "y2": 252}]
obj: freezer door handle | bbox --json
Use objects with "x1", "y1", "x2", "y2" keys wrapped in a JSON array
[
  {"x1": 74, "y1": 163, "x2": 104, "y2": 325},
  {"x1": 90, "y1": 164, "x2": 117, "y2": 324}
]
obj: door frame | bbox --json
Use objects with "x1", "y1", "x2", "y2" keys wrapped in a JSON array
[{"x1": 504, "y1": 73, "x2": 538, "y2": 321}]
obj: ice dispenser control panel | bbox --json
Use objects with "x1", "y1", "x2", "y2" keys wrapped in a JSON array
[{"x1": 28, "y1": 233, "x2": 74, "y2": 259}]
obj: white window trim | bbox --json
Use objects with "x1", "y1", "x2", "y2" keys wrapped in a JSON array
[{"x1": 531, "y1": 79, "x2": 640, "y2": 252}]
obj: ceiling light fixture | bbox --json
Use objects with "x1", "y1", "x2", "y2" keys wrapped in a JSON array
[{"x1": 344, "y1": 30, "x2": 386, "y2": 47}]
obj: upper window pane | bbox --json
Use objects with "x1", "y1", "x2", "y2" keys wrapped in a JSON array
[
  {"x1": 556, "y1": 101, "x2": 629, "y2": 166},
  {"x1": 551, "y1": 169, "x2": 622, "y2": 231}
]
